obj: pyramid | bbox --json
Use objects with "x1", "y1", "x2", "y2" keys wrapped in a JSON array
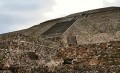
[{"x1": 0, "y1": 7, "x2": 120, "y2": 73}]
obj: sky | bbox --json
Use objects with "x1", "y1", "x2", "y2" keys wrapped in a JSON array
[{"x1": 0, "y1": 0, "x2": 120, "y2": 34}]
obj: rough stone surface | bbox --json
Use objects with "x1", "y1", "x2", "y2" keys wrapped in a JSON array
[{"x1": 0, "y1": 7, "x2": 120, "y2": 73}]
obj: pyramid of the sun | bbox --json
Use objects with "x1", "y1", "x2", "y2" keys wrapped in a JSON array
[
  {"x1": 3, "y1": 7, "x2": 119, "y2": 47},
  {"x1": 0, "y1": 7, "x2": 120, "y2": 73}
]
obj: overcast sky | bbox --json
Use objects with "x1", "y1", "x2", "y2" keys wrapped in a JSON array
[{"x1": 0, "y1": 0, "x2": 120, "y2": 34}]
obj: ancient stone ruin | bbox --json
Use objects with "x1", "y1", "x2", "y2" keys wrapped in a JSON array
[{"x1": 0, "y1": 7, "x2": 120, "y2": 73}]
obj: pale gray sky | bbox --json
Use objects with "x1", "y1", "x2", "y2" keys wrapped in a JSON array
[{"x1": 0, "y1": 0, "x2": 120, "y2": 34}]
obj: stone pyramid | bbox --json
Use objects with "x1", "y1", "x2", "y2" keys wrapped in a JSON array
[{"x1": 0, "y1": 7, "x2": 120, "y2": 73}]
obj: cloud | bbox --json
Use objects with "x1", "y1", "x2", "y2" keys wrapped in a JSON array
[
  {"x1": 0, "y1": 0, "x2": 55, "y2": 34},
  {"x1": 44, "y1": 0, "x2": 104, "y2": 19},
  {"x1": 104, "y1": 0, "x2": 120, "y2": 6},
  {"x1": 44, "y1": 0, "x2": 120, "y2": 19}
]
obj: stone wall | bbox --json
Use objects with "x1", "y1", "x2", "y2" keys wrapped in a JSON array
[
  {"x1": 0, "y1": 33, "x2": 61, "y2": 73},
  {"x1": 56, "y1": 41, "x2": 120, "y2": 73}
]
